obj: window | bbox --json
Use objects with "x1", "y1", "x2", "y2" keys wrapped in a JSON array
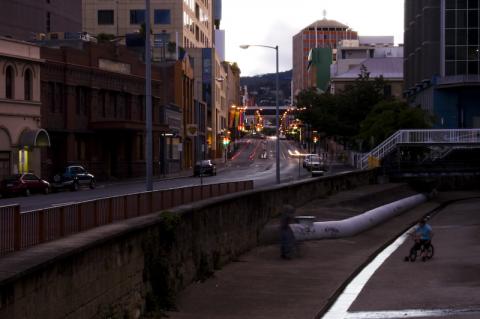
[
  {"x1": 98, "y1": 10, "x2": 114, "y2": 25},
  {"x1": 5, "y1": 66, "x2": 14, "y2": 99},
  {"x1": 468, "y1": 29, "x2": 479, "y2": 45},
  {"x1": 457, "y1": 29, "x2": 468, "y2": 45},
  {"x1": 130, "y1": 10, "x2": 145, "y2": 25},
  {"x1": 24, "y1": 69, "x2": 32, "y2": 101},
  {"x1": 154, "y1": 9, "x2": 171, "y2": 24},
  {"x1": 468, "y1": 10, "x2": 478, "y2": 28},
  {"x1": 446, "y1": 46, "x2": 456, "y2": 60},
  {"x1": 46, "y1": 12, "x2": 51, "y2": 32},
  {"x1": 154, "y1": 33, "x2": 170, "y2": 48}
]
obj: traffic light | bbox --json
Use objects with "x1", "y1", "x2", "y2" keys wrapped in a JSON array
[{"x1": 223, "y1": 137, "x2": 230, "y2": 146}]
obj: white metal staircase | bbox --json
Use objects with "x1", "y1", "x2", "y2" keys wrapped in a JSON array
[{"x1": 359, "y1": 129, "x2": 480, "y2": 169}]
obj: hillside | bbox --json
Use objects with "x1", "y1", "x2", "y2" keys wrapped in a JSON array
[{"x1": 240, "y1": 70, "x2": 292, "y2": 106}]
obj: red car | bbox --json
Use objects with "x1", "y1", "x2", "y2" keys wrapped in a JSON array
[{"x1": 0, "y1": 173, "x2": 51, "y2": 197}]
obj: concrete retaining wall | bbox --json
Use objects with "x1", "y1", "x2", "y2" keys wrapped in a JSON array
[{"x1": 0, "y1": 170, "x2": 378, "y2": 318}]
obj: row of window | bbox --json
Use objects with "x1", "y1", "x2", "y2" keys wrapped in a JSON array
[
  {"x1": 303, "y1": 34, "x2": 348, "y2": 40},
  {"x1": 97, "y1": 9, "x2": 171, "y2": 25},
  {"x1": 445, "y1": 9, "x2": 480, "y2": 28},
  {"x1": 445, "y1": 45, "x2": 480, "y2": 60},
  {"x1": 3, "y1": 66, "x2": 33, "y2": 101},
  {"x1": 445, "y1": 28, "x2": 479, "y2": 46},
  {"x1": 446, "y1": 0, "x2": 479, "y2": 9},
  {"x1": 445, "y1": 60, "x2": 480, "y2": 75}
]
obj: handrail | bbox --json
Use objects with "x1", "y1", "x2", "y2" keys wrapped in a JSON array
[
  {"x1": 0, "y1": 180, "x2": 254, "y2": 257},
  {"x1": 359, "y1": 129, "x2": 480, "y2": 169}
]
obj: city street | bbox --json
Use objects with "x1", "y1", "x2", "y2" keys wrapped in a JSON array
[{"x1": 0, "y1": 138, "x2": 346, "y2": 212}]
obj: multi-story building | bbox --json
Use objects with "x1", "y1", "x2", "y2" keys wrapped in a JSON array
[
  {"x1": 0, "y1": 0, "x2": 81, "y2": 40},
  {"x1": 292, "y1": 18, "x2": 358, "y2": 96},
  {"x1": 331, "y1": 38, "x2": 404, "y2": 98},
  {"x1": 186, "y1": 47, "x2": 226, "y2": 159},
  {"x1": 0, "y1": 37, "x2": 50, "y2": 180},
  {"x1": 39, "y1": 41, "x2": 193, "y2": 180},
  {"x1": 405, "y1": 0, "x2": 480, "y2": 128},
  {"x1": 82, "y1": 0, "x2": 214, "y2": 49}
]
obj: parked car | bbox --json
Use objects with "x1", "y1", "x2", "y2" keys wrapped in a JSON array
[
  {"x1": 304, "y1": 154, "x2": 328, "y2": 172},
  {"x1": 0, "y1": 173, "x2": 50, "y2": 197},
  {"x1": 194, "y1": 160, "x2": 216, "y2": 176},
  {"x1": 51, "y1": 165, "x2": 96, "y2": 191},
  {"x1": 302, "y1": 154, "x2": 317, "y2": 169}
]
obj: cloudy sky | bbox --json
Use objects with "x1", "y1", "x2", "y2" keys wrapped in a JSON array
[{"x1": 222, "y1": 0, "x2": 404, "y2": 76}]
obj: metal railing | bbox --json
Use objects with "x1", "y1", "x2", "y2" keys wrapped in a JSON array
[
  {"x1": 359, "y1": 129, "x2": 480, "y2": 169},
  {"x1": 0, "y1": 180, "x2": 253, "y2": 257}
]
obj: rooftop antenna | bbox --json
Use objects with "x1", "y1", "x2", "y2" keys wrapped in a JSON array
[{"x1": 323, "y1": 9, "x2": 327, "y2": 20}]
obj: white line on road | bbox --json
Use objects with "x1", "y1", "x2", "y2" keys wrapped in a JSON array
[
  {"x1": 345, "y1": 308, "x2": 480, "y2": 318},
  {"x1": 322, "y1": 228, "x2": 413, "y2": 319}
]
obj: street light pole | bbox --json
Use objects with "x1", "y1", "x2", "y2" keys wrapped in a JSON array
[
  {"x1": 145, "y1": 0, "x2": 153, "y2": 191},
  {"x1": 275, "y1": 45, "x2": 280, "y2": 184},
  {"x1": 240, "y1": 44, "x2": 281, "y2": 184}
]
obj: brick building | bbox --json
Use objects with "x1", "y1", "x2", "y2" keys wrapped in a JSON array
[{"x1": 40, "y1": 42, "x2": 194, "y2": 180}]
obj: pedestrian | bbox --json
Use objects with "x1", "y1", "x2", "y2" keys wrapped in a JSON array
[{"x1": 280, "y1": 204, "x2": 296, "y2": 259}]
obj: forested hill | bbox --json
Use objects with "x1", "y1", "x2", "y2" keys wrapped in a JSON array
[{"x1": 240, "y1": 70, "x2": 292, "y2": 106}]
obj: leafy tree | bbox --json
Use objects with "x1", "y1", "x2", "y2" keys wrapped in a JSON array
[
  {"x1": 295, "y1": 65, "x2": 389, "y2": 142},
  {"x1": 358, "y1": 100, "x2": 433, "y2": 149}
]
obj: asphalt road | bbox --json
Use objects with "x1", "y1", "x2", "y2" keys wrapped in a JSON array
[{"x1": 0, "y1": 138, "x2": 348, "y2": 212}]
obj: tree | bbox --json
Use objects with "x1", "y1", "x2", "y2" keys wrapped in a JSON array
[{"x1": 358, "y1": 100, "x2": 433, "y2": 149}]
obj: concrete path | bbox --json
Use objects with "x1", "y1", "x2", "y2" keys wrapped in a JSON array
[
  {"x1": 166, "y1": 186, "x2": 480, "y2": 319},
  {"x1": 347, "y1": 195, "x2": 480, "y2": 319}
]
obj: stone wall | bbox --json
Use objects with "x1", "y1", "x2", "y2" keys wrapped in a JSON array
[{"x1": 0, "y1": 170, "x2": 378, "y2": 318}]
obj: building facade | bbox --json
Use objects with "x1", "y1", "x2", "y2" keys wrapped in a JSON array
[
  {"x1": 0, "y1": 0, "x2": 81, "y2": 40},
  {"x1": 0, "y1": 37, "x2": 50, "y2": 181},
  {"x1": 39, "y1": 42, "x2": 193, "y2": 180},
  {"x1": 405, "y1": 0, "x2": 480, "y2": 128},
  {"x1": 331, "y1": 39, "x2": 404, "y2": 98},
  {"x1": 82, "y1": 0, "x2": 214, "y2": 49},
  {"x1": 292, "y1": 18, "x2": 358, "y2": 97},
  {"x1": 186, "y1": 47, "x2": 226, "y2": 159}
]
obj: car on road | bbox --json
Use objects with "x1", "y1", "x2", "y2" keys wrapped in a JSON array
[
  {"x1": 0, "y1": 173, "x2": 50, "y2": 197},
  {"x1": 52, "y1": 165, "x2": 96, "y2": 191},
  {"x1": 194, "y1": 160, "x2": 216, "y2": 176},
  {"x1": 304, "y1": 154, "x2": 327, "y2": 172}
]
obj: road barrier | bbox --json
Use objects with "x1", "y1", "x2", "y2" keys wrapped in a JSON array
[{"x1": 0, "y1": 180, "x2": 253, "y2": 257}]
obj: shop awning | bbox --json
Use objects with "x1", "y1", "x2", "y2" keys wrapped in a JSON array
[{"x1": 18, "y1": 129, "x2": 51, "y2": 148}]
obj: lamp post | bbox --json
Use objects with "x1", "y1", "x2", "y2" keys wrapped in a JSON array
[
  {"x1": 145, "y1": 0, "x2": 153, "y2": 191},
  {"x1": 240, "y1": 44, "x2": 280, "y2": 184}
]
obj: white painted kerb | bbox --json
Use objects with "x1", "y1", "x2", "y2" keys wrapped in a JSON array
[{"x1": 290, "y1": 194, "x2": 428, "y2": 241}]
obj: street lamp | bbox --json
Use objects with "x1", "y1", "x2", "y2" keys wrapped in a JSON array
[
  {"x1": 240, "y1": 44, "x2": 280, "y2": 184},
  {"x1": 145, "y1": 0, "x2": 153, "y2": 191}
]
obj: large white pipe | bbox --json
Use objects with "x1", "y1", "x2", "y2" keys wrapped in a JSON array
[{"x1": 290, "y1": 194, "x2": 428, "y2": 241}]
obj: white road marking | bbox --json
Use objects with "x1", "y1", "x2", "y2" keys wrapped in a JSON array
[
  {"x1": 322, "y1": 228, "x2": 414, "y2": 319},
  {"x1": 345, "y1": 308, "x2": 480, "y2": 318}
]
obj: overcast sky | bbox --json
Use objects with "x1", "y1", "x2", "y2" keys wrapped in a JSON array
[{"x1": 222, "y1": 0, "x2": 404, "y2": 76}]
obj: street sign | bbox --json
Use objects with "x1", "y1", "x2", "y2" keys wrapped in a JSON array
[{"x1": 186, "y1": 124, "x2": 198, "y2": 137}]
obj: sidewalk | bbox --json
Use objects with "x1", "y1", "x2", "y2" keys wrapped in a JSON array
[{"x1": 165, "y1": 189, "x2": 480, "y2": 319}]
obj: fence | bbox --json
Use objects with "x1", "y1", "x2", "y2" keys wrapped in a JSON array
[{"x1": 0, "y1": 180, "x2": 253, "y2": 257}]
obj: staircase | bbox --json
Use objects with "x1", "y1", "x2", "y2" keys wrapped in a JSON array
[{"x1": 359, "y1": 129, "x2": 480, "y2": 169}]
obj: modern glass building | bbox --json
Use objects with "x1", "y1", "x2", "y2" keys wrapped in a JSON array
[{"x1": 405, "y1": 0, "x2": 480, "y2": 128}]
